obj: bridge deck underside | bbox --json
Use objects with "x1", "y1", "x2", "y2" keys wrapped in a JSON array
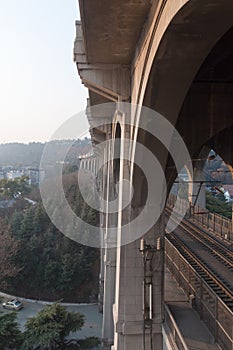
[{"x1": 79, "y1": 0, "x2": 150, "y2": 64}]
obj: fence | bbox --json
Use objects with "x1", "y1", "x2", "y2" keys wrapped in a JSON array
[
  {"x1": 165, "y1": 237, "x2": 233, "y2": 350},
  {"x1": 167, "y1": 194, "x2": 233, "y2": 242}
]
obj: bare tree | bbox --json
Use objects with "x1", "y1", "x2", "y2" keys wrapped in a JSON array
[{"x1": 0, "y1": 219, "x2": 20, "y2": 287}]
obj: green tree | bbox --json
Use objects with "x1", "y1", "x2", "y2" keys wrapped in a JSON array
[
  {"x1": 33, "y1": 203, "x2": 50, "y2": 234},
  {"x1": 58, "y1": 253, "x2": 78, "y2": 291},
  {"x1": 206, "y1": 192, "x2": 232, "y2": 219},
  {"x1": 0, "y1": 312, "x2": 22, "y2": 349},
  {"x1": 44, "y1": 260, "x2": 61, "y2": 289},
  {"x1": 21, "y1": 303, "x2": 85, "y2": 350},
  {"x1": 3, "y1": 170, "x2": 99, "y2": 301},
  {"x1": 0, "y1": 176, "x2": 29, "y2": 199},
  {"x1": 10, "y1": 210, "x2": 24, "y2": 236},
  {"x1": 19, "y1": 206, "x2": 35, "y2": 238}
]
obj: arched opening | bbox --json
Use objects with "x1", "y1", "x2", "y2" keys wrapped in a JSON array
[
  {"x1": 141, "y1": 14, "x2": 233, "y2": 196},
  {"x1": 113, "y1": 123, "x2": 121, "y2": 188},
  {"x1": 175, "y1": 25, "x2": 233, "y2": 161}
]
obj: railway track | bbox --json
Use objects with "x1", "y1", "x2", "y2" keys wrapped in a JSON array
[
  {"x1": 166, "y1": 208, "x2": 233, "y2": 268},
  {"x1": 179, "y1": 216, "x2": 232, "y2": 268},
  {"x1": 165, "y1": 210, "x2": 233, "y2": 311},
  {"x1": 165, "y1": 234, "x2": 233, "y2": 311}
]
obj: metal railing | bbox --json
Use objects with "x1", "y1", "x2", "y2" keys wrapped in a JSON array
[
  {"x1": 167, "y1": 194, "x2": 233, "y2": 242},
  {"x1": 165, "y1": 238, "x2": 233, "y2": 350},
  {"x1": 164, "y1": 304, "x2": 189, "y2": 350}
]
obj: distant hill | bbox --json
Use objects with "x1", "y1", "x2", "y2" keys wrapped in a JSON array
[{"x1": 0, "y1": 139, "x2": 91, "y2": 167}]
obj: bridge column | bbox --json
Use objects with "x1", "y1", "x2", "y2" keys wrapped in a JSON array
[
  {"x1": 192, "y1": 161, "x2": 206, "y2": 210},
  {"x1": 112, "y1": 218, "x2": 164, "y2": 350},
  {"x1": 102, "y1": 246, "x2": 116, "y2": 349},
  {"x1": 102, "y1": 129, "x2": 117, "y2": 349}
]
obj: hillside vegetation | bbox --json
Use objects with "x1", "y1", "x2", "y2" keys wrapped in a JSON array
[
  {"x1": 0, "y1": 139, "x2": 91, "y2": 167},
  {"x1": 0, "y1": 172, "x2": 99, "y2": 302}
]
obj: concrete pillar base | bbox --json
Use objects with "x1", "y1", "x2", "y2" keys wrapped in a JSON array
[
  {"x1": 113, "y1": 322, "x2": 163, "y2": 350},
  {"x1": 102, "y1": 339, "x2": 114, "y2": 350}
]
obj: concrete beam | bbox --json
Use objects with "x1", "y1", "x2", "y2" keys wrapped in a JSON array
[{"x1": 74, "y1": 21, "x2": 130, "y2": 102}]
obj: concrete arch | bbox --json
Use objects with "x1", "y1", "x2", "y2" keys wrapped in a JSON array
[
  {"x1": 133, "y1": 0, "x2": 233, "y2": 124},
  {"x1": 130, "y1": 0, "x2": 233, "y2": 197},
  {"x1": 207, "y1": 125, "x2": 233, "y2": 168}
]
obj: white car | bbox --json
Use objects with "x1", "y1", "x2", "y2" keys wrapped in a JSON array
[{"x1": 2, "y1": 299, "x2": 23, "y2": 311}]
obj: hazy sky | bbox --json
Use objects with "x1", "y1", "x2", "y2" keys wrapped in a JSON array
[{"x1": 0, "y1": 1, "x2": 88, "y2": 143}]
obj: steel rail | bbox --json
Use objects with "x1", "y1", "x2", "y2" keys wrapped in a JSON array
[
  {"x1": 165, "y1": 234, "x2": 233, "y2": 310},
  {"x1": 166, "y1": 208, "x2": 233, "y2": 269}
]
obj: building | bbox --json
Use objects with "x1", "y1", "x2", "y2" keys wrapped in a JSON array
[
  {"x1": 0, "y1": 171, "x2": 5, "y2": 180},
  {"x1": 27, "y1": 168, "x2": 45, "y2": 185},
  {"x1": 6, "y1": 170, "x2": 23, "y2": 181}
]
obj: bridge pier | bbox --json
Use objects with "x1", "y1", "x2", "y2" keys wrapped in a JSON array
[
  {"x1": 102, "y1": 247, "x2": 116, "y2": 349},
  {"x1": 112, "y1": 217, "x2": 164, "y2": 350},
  {"x1": 101, "y1": 131, "x2": 118, "y2": 349},
  {"x1": 192, "y1": 163, "x2": 206, "y2": 210}
]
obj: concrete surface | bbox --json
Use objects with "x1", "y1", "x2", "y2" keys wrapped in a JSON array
[{"x1": 165, "y1": 268, "x2": 220, "y2": 350}]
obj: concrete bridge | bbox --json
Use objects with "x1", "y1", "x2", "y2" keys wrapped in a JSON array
[{"x1": 74, "y1": 1, "x2": 233, "y2": 349}]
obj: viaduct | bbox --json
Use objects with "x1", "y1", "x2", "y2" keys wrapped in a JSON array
[{"x1": 74, "y1": 1, "x2": 233, "y2": 349}]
